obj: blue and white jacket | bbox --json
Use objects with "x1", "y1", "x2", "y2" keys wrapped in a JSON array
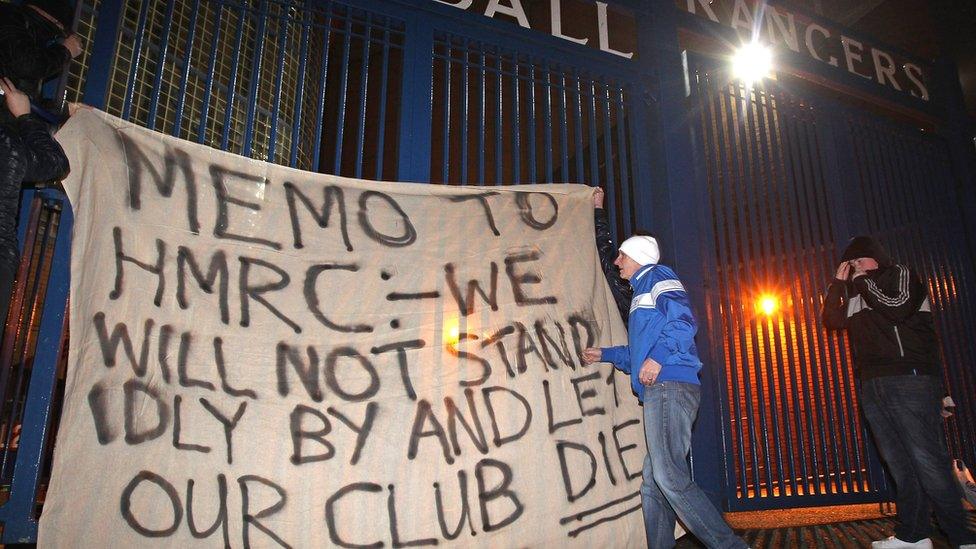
[{"x1": 601, "y1": 264, "x2": 702, "y2": 401}]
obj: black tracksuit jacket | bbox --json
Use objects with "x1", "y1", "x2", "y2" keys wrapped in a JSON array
[{"x1": 822, "y1": 264, "x2": 942, "y2": 380}]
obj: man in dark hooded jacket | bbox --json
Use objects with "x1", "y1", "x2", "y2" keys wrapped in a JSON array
[{"x1": 822, "y1": 236, "x2": 976, "y2": 549}]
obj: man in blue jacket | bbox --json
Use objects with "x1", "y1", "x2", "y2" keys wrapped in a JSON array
[{"x1": 583, "y1": 235, "x2": 743, "y2": 549}]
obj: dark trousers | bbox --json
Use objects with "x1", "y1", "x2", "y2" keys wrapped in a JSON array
[{"x1": 860, "y1": 374, "x2": 976, "y2": 546}]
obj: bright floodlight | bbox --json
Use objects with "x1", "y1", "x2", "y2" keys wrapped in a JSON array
[
  {"x1": 756, "y1": 294, "x2": 779, "y2": 317},
  {"x1": 732, "y1": 42, "x2": 772, "y2": 85}
]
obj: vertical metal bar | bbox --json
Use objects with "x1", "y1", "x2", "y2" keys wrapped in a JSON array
[
  {"x1": 853, "y1": 124, "x2": 883, "y2": 233},
  {"x1": 267, "y1": 2, "x2": 293, "y2": 164},
  {"x1": 51, "y1": 0, "x2": 84, "y2": 108},
  {"x1": 82, "y1": 0, "x2": 126, "y2": 108},
  {"x1": 397, "y1": 12, "x2": 434, "y2": 182},
  {"x1": 494, "y1": 54, "x2": 503, "y2": 183},
  {"x1": 241, "y1": 0, "x2": 269, "y2": 157},
  {"x1": 600, "y1": 83, "x2": 617, "y2": 239},
  {"x1": 753, "y1": 87, "x2": 793, "y2": 498},
  {"x1": 0, "y1": 198, "x2": 43, "y2": 406},
  {"x1": 573, "y1": 72, "x2": 585, "y2": 181},
  {"x1": 857, "y1": 122, "x2": 888, "y2": 234},
  {"x1": 354, "y1": 17, "x2": 373, "y2": 179},
  {"x1": 710, "y1": 77, "x2": 747, "y2": 502},
  {"x1": 749, "y1": 89, "x2": 778, "y2": 499},
  {"x1": 720, "y1": 81, "x2": 762, "y2": 500},
  {"x1": 614, "y1": 87, "x2": 633, "y2": 237},
  {"x1": 871, "y1": 127, "x2": 904, "y2": 237},
  {"x1": 780, "y1": 97, "x2": 818, "y2": 497},
  {"x1": 748, "y1": 89, "x2": 781, "y2": 501},
  {"x1": 732, "y1": 83, "x2": 775, "y2": 499},
  {"x1": 0, "y1": 194, "x2": 72, "y2": 544},
  {"x1": 739, "y1": 86, "x2": 770, "y2": 500},
  {"x1": 458, "y1": 42, "x2": 469, "y2": 184},
  {"x1": 811, "y1": 113, "x2": 843, "y2": 493},
  {"x1": 765, "y1": 90, "x2": 798, "y2": 498},
  {"x1": 785, "y1": 100, "x2": 827, "y2": 497},
  {"x1": 807, "y1": 118, "x2": 837, "y2": 496},
  {"x1": 289, "y1": 0, "x2": 313, "y2": 168},
  {"x1": 773, "y1": 96, "x2": 811, "y2": 497},
  {"x1": 197, "y1": 0, "x2": 225, "y2": 144},
  {"x1": 926, "y1": 145, "x2": 976, "y2": 461},
  {"x1": 173, "y1": 0, "x2": 203, "y2": 137},
  {"x1": 395, "y1": 12, "x2": 433, "y2": 182},
  {"x1": 477, "y1": 47, "x2": 486, "y2": 185},
  {"x1": 220, "y1": 1, "x2": 249, "y2": 151},
  {"x1": 816, "y1": 108, "x2": 856, "y2": 494},
  {"x1": 558, "y1": 72, "x2": 570, "y2": 181},
  {"x1": 311, "y1": 7, "x2": 334, "y2": 172},
  {"x1": 778, "y1": 96, "x2": 822, "y2": 497},
  {"x1": 697, "y1": 68, "x2": 748, "y2": 504},
  {"x1": 586, "y1": 80, "x2": 599, "y2": 186},
  {"x1": 120, "y1": 0, "x2": 153, "y2": 120},
  {"x1": 542, "y1": 64, "x2": 554, "y2": 183},
  {"x1": 525, "y1": 63, "x2": 537, "y2": 183},
  {"x1": 146, "y1": 0, "x2": 178, "y2": 130},
  {"x1": 1, "y1": 208, "x2": 53, "y2": 481},
  {"x1": 373, "y1": 25, "x2": 392, "y2": 180},
  {"x1": 510, "y1": 58, "x2": 521, "y2": 183},
  {"x1": 788, "y1": 99, "x2": 826, "y2": 497},
  {"x1": 440, "y1": 37, "x2": 451, "y2": 183}
]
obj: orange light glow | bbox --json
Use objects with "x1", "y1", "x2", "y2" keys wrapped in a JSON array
[
  {"x1": 756, "y1": 294, "x2": 779, "y2": 316},
  {"x1": 443, "y1": 316, "x2": 460, "y2": 348}
]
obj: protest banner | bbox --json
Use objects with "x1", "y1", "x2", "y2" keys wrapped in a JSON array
[{"x1": 38, "y1": 110, "x2": 641, "y2": 547}]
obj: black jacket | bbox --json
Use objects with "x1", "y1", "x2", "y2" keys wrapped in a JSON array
[
  {"x1": 0, "y1": 2, "x2": 71, "y2": 123},
  {"x1": 0, "y1": 3, "x2": 72, "y2": 102},
  {"x1": 0, "y1": 113, "x2": 70, "y2": 257},
  {"x1": 594, "y1": 208, "x2": 632, "y2": 324},
  {"x1": 822, "y1": 264, "x2": 941, "y2": 380}
]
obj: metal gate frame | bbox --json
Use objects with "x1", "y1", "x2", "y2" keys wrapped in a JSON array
[
  {"x1": 684, "y1": 47, "x2": 976, "y2": 511},
  {"x1": 2, "y1": 0, "x2": 975, "y2": 540},
  {"x1": 0, "y1": 0, "x2": 696, "y2": 541}
]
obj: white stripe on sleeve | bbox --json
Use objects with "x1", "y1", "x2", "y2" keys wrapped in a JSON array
[
  {"x1": 630, "y1": 280, "x2": 685, "y2": 312},
  {"x1": 863, "y1": 265, "x2": 909, "y2": 307}
]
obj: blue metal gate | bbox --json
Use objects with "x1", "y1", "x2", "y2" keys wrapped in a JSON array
[
  {"x1": 2, "y1": 0, "x2": 975, "y2": 541},
  {"x1": 688, "y1": 54, "x2": 976, "y2": 511},
  {"x1": 0, "y1": 0, "x2": 661, "y2": 541}
]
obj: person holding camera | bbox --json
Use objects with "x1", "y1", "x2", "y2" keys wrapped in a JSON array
[
  {"x1": 822, "y1": 236, "x2": 976, "y2": 549},
  {"x1": 0, "y1": 0, "x2": 82, "y2": 122},
  {"x1": 0, "y1": 0, "x2": 78, "y2": 328}
]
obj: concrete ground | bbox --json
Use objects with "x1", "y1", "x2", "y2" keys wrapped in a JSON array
[{"x1": 675, "y1": 504, "x2": 976, "y2": 548}]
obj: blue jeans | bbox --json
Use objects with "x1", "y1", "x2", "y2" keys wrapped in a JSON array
[
  {"x1": 860, "y1": 375, "x2": 976, "y2": 546},
  {"x1": 641, "y1": 382, "x2": 745, "y2": 549}
]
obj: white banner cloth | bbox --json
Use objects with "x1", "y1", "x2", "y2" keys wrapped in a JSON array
[{"x1": 38, "y1": 110, "x2": 642, "y2": 548}]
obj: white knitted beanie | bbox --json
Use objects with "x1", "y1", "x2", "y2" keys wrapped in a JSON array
[{"x1": 619, "y1": 236, "x2": 660, "y2": 266}]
